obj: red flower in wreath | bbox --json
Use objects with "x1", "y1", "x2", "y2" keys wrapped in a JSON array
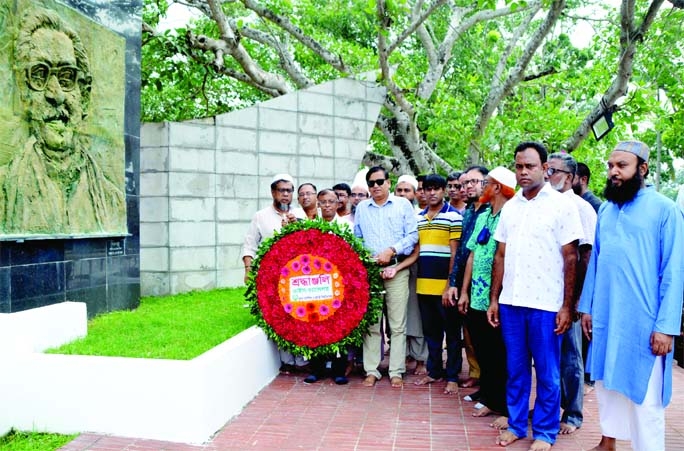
[{"x1": 245, "y1": 220, "x2": 383, "y2": 358}]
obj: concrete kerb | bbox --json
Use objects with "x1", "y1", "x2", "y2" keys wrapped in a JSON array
[{"x1": 0, "y1": 303, "x2": 280, "y2": 443}]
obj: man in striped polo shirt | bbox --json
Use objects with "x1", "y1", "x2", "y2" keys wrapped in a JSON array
[{"x1": 413, "y1": 174, "x2": 463, "y2": 394}]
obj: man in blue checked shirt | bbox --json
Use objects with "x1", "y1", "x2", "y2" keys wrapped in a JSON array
[{"x1": 354, "y1": 166, "x2": 418, "y2": 388}]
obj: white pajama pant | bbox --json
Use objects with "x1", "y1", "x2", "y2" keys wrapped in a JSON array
[{"x1": 595, "y1": 356, "x2": 665, "y2": 451}]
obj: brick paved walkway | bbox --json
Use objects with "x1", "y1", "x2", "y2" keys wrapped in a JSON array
[{"x1": 60, "y1": 360, "x2": 684, "y2": 451}]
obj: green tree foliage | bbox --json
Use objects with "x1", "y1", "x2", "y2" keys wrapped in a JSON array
[{"x1": 142, "y1": 0, "x2": 684, "y2": 183}]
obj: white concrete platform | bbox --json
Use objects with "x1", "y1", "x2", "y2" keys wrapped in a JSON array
[{"x1": 0, "y1": 302, "x2": 280, "y2": 443}]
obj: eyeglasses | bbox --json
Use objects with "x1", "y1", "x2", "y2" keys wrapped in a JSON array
[
  {"x1": 367, "y1": 179, "x2": 386, "y2": 187},
  {"x1": 463, "y1": 179, "x2": 485, "y2": 187},
  {"x1": 395, "y1": 188, "x2": 413, "y2": 193},
  {"x1": 298, "y1": 192, "x2": 316, "y2": 197},
  {"x1": 446, "y1": 184, "x2": 462, "y2": 190},
  {"x1": 350, "y1": 193, "x2": 368, "y2": 198},
  {"x1": 318, "y1": 200, "x2": 338, "y2": 206},
  {"x1": 276, "y1": 188, "x2": 294, "y2": 194},
  {"x1": 546, "y1": 168, "x2": 572, "y2": 177},
  {"x1": 26, "y1": 62, "x2": 79, "y2": 92}
]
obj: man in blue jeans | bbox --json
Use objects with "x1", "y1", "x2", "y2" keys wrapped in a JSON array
[{"x1": 487, "y1": 142, "x2": 583, "y2": 451}]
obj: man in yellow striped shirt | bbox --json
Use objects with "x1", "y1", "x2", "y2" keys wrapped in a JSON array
[{"x1": 412, "y1": 174, "x2": 463, "y2": 394}]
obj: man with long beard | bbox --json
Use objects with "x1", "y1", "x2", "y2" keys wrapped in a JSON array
[{"x1": 579, "y1": 141, "x2": 684, "y2": 451}]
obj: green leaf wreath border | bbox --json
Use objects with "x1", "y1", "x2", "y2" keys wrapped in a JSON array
[{"x1": 244, "y1": 219, "x2": 384, "y2": 360}]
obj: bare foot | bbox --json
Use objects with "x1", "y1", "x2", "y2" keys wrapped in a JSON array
[
  {"x1": 390, "y1": 376, "x2": 403, "y2": 388},
  {"x1": 528, "y1": 439, "x2": 551, "y2": 451},
  {"x1": 459, "y1": 377, "x2": 479, "y2": 388},
  {"x1": 473, "y1": 405, "x2": 499, "y2": 417},
  {"x1": 345, "y1": 361, "x2": 354, "y2": 377},
  {"x1": 496, "y1": 430, "x2": 521, "y2": 447},
  {"x1": 490, "y1": 416, "x2": 509, "y2": 430},
  {"x1": 362, "y1": 375, "x2": 378, "y2": 387},
  {"x1": 559, "y1": 422, "x2": 578, "y2": 434},
  {"x1": 414, "y1": 375, "x2": 442, "y2": 386},
  {"x1": 414, "y1": 361, "x2": 427, "y2": 375},
  {"x1": 588, "y1": 436, "x2": 617, "y2": 451},
  {"x1": 443, "y1": 381, "x2": 458, "y2": 394}
]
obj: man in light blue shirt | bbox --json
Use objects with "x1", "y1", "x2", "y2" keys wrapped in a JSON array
[{"x1": 354, "y1": 166, "x2": 418, "y2": 388}]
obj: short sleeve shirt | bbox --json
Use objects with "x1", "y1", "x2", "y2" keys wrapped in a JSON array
[
  {"x1": 416, "y1": 203, "x2": 462, "y2": 295},
  {"x1": 493, "y1": 183, "x2": 583, "y2": 312},
  {"x1": 465, "y1": 207, "x2": 499, "y2": 311}
]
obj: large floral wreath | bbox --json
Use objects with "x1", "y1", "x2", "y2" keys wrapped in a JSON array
[{"x1": 245, "y1": 219, "x2": 384, "y2": 359}]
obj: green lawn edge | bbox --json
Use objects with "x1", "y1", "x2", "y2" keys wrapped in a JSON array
[
  {"x1": 0, "y1": 430, "x2": 77, "y2": 451},
  {"x1": 47, "y1": 287, "x2": 256, "y2": 360}
]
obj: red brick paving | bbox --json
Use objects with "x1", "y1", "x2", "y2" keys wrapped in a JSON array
[{"x1": 59, "y1": 359, "x2": 684, "y2": 450}]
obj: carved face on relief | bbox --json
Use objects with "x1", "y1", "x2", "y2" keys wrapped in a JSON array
[
  {"x1": 22, "y1": 28, "x2": 84, "y2": 152},
  {"x1": 15, "y1": 11, "x2": 92, "y2": 154}
]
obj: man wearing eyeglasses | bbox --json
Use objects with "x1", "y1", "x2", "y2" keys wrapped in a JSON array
[
  {"x1": 242, "y1": 173, "x2": 308, "y2": 373},
  {"x1": 487, "y1": 142, "x2": 582, "y2": 451},
  {"x1": 242, "y1": 173, "x2": 297, "y2": 282},
  {"x1": 350, "y1": 184, "x2": 369, "y2": 213},
  {"x1": 2, "y1": 8, "x2": 125, "y2": 234},
  {"x1": 547, "y1": 152, "x2": 597, "y2": 437},
  {"x1": 354, "y1": 166, "x2": 418, "y2": 388},
  {"x1": 458, "y1": 166, "x2": 516, "y2": 428},
  {"x1": 446, "y1": 165, "x2": 489, "y2": 393},
  {"x1": 293, "y1": 183, "x2": 318, "y2": 220}
]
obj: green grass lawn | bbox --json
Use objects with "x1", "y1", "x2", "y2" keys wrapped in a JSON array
[
  {"x1": 47, "y1": 287, "x2": 255, "y2": 360},
  {"x1": 0, "y1": 430, "x2": 76, "y2": 451}
]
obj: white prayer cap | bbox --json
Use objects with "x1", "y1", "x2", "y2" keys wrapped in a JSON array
[
  {"x1": 397, "y1": 174, "x2": 418, "y2": 191},
  {"x1": 488, "y1": 166, "x2": 516, "y2": 190},
  {"x1": 614, "y1": 141, "x2": 650, "y2": 161},
  {"x1": 271, "y1": 173, "x2": 294, "y2": 184},
  {"x1": 351, "y1": 168, "x2": 369, "y2": 190}
]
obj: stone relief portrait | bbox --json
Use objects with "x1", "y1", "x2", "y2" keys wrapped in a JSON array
[{"x1": 0, "y1": 1, "x2": 126, "y2": 237}]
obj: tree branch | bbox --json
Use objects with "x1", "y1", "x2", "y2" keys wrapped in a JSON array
[
  {"x1": 523, "y1": 67, "x2": 559, "y2": 82},
  {"x1": 416, "y1": 1, "x2": 540, "y2": 100},
  {"x1": 563, "y1": 0, "x2": 666, "y2": 152},
  {"x1": 377, "y1": 0, "x2": 415, "y2": 117},
  {"x1": 387, "y1": 0, "x2": 449, "y2": 55},
  {"x1": 183, "y1": 0, "x2": 292, "y2": 95},
  {"x1": 239, "y1": 0, "x2": 350, "y2": 73},
  {"x1": 467, "y1": 0, "x2": 564, "y2": 163},
  {"x1": 236, "y1": 23, "x2": 313, "y2": 89}
]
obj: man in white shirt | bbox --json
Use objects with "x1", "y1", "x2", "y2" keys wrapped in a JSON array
[
  {"x1": 547, "y1": 152, "x2": 597, "y2": 436},
  {"x1": 292, "y1": 183, "x2": 318, "y2": 220},
  {"x1": 488, "y1": 142, "x2": 583, "y2": 451},
  {"x1": 241, "y1": 173, "x2": 305, "y2": 372}
]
